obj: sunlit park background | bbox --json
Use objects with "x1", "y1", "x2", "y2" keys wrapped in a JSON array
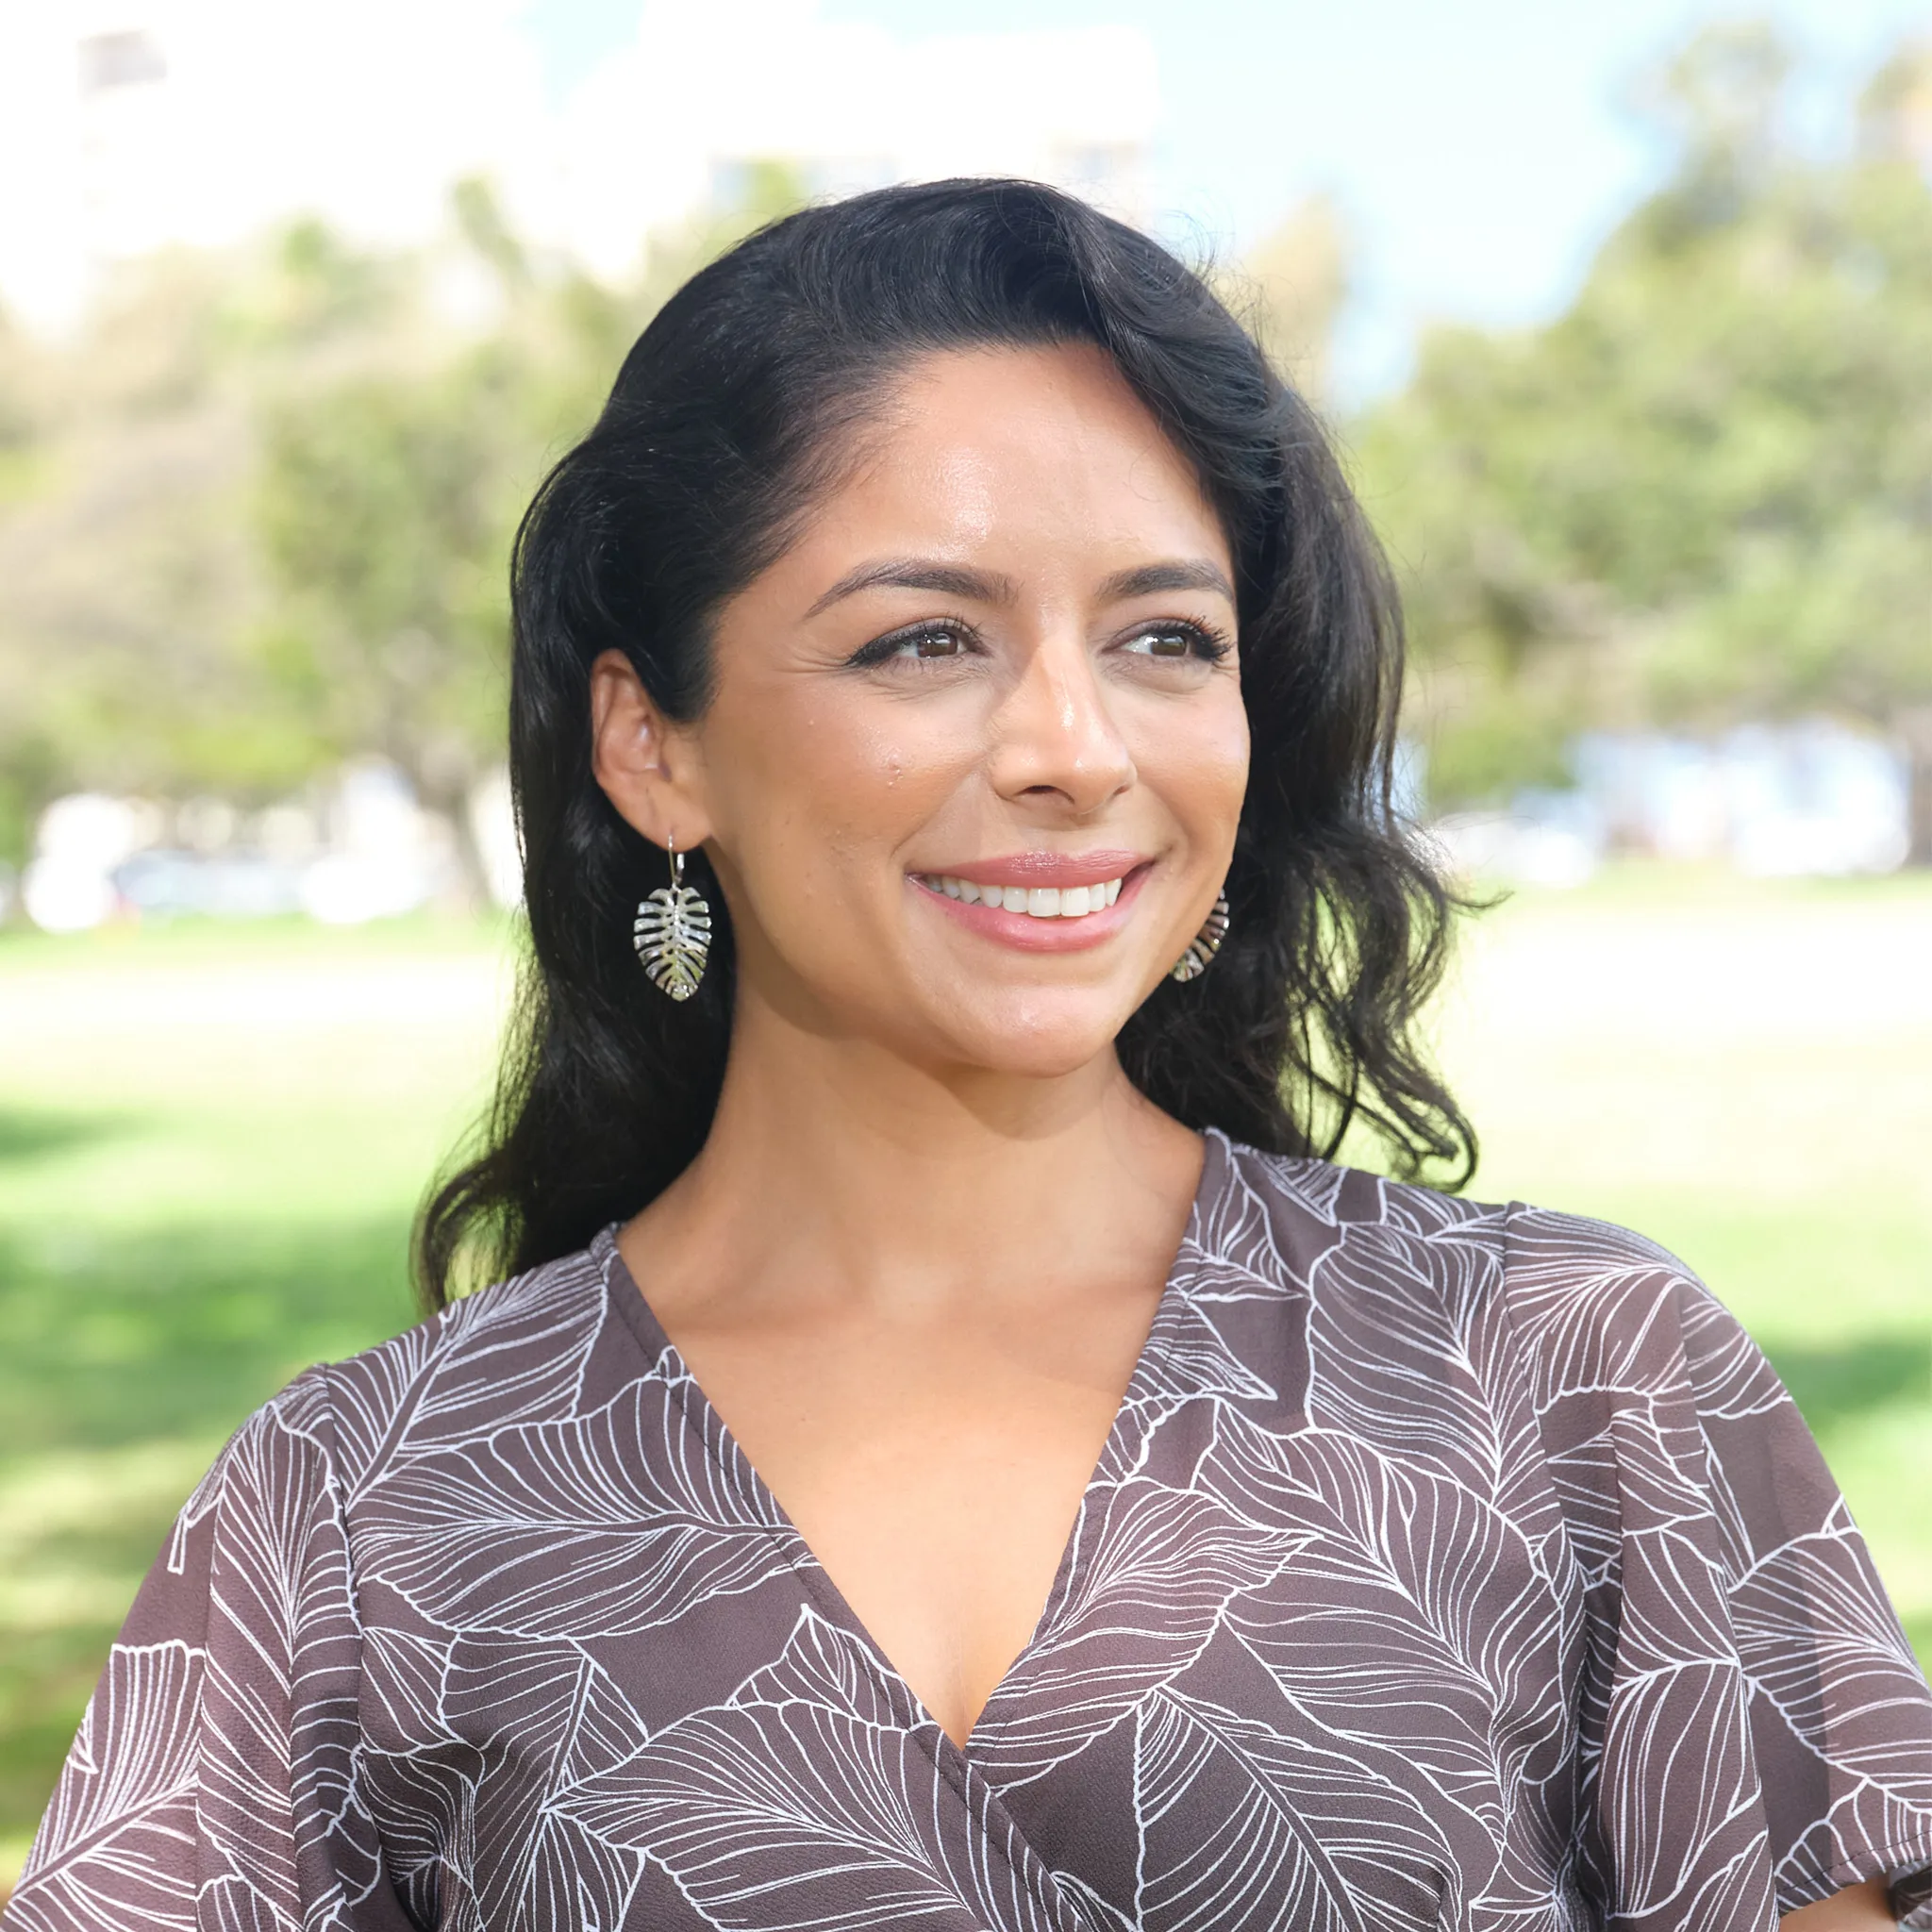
[{"x1": 4, "y1": 0, "x2": 1932, "y2": 1890}]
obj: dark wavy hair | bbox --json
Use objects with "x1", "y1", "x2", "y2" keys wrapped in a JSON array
[{"x1": 416, "y1": 177, "x2": 1474, "y2": 1307}]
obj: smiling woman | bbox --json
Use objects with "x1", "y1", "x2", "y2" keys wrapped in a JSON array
[{"x1": 9, "y1": 181, "x2": 1932, "y2": 1932}]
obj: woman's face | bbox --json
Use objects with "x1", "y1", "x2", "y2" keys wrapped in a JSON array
[{"x1": 603, "y1": 341, "x2": 1250, "y2": 1081}]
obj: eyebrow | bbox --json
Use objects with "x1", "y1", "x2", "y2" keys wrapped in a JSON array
[
  {"x1": 804, "y1": 555, "x2": 1236, "y2": 619},
  {"x1": 1096, "y1": 560, "x2": 1236, "y2": 604},
  {"x1": 804, "y1": 560, "x2": 1017, "y2": 618}
]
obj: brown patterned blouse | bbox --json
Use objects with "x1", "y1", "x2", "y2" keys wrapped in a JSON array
[{"x1": 10, "y1": 1133, "x2": 1932, "y2": 1932}]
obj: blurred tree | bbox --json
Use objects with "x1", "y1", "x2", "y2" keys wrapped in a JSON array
[
  {"x1": 1858, "y1": 37, "x2": 1932, "y2": 162},
  {"x1": 0, "y1": 165, "x2": 806, "y2": 893},
  {"x1": 251, "y1": 169, "x2": 808, "y2": 903},
  {"x1": 250, "y1": 192, "x2": 552, "y2": 902},
  {"x1": 0, "y1": 254, "x2": 301, "y2": 871},
  {"x1": 1359, "y1": 23, "x2": 1932, "y2": 855},
  {"x1": 1244, "y1": 194, "x2": 1348, "y2": 403},
  {"x1": 0, "y1": 308, "x2": 51, "y2": 864}
]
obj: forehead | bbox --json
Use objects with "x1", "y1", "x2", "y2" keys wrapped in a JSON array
[{"x1": 794, "y1": 342, "x2": 1229, "y2": 576}]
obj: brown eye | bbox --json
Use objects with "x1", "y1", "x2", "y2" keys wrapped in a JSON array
[
  {"x1": 901, "y1": 626, "x2": 965, "y2": 658},
  {"x1": 1137, "y1": 629, "x2": 1192, "y2": 658},
  {"x1": 1119, "y1": 621, "x2": 1229, "y2": 661},
  {"x1": 845, "y1": 620, "x2": 977, "y2": 669}
]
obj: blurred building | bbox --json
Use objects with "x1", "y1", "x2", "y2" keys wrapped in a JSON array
[
  {"x1": 0, "y1": 0, "x2": 1158, "y2": 333},
  {"x1": 1432, "y1": 721, "x2": 1911, "y2": 889},
  {"x1": 1574, "y1": 724, "x2": 1910, "y2": 876},
  {"x1": 20, "y1": 760, "x2": 495, "y2": 931}
]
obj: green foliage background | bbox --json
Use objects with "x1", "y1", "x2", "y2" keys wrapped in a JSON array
[
  {"x1": 4, "y1": 30, "x2": 1930, "y2": 876},
  {"x1": 1356, "y1": 25, "x2": 1932, "y2": 839},
  {"x1": 0, "y1": 167, "x2": 808, "y2": 887}
]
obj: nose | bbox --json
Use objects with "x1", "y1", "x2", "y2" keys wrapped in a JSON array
[{"x1": 986, "y1": 627, "x2": 1136, "y2": 818}]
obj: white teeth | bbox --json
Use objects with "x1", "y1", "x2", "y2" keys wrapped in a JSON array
[{"x1": 917, "y1": 873, "x2": 1126, "y2": 917}]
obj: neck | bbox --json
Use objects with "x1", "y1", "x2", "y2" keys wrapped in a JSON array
[{"x1": 639, "y1": 979, "x2": 1202, "y2": 1315}]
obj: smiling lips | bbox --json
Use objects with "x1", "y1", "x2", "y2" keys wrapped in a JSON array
[
  {"x1": 908, "y1": 853, "x2": 1148, "y2": 947},
  {"x1": 914, "y1": 874, "x2": 1124, "y2": 918}
]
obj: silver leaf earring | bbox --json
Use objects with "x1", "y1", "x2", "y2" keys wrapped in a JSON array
[
  {"x1": 1169, "y1": 890, "x2": 1231, "y2": 983},
  {"x1": 633, "y1": 835, "x2": 713, "y2": 1001}
]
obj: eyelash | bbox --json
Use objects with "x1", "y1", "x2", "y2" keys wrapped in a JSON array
[
  {"x1": 843, "y1": 616, "x2": 1232, "y2": 669},
  {"x1": 842, "y1": 618, "x2": 978, "y2": 669}
]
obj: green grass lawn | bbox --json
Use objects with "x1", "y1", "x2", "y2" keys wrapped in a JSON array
[{"x1": 1, "y1": 872, "x2": 1928, "y2": 1885}]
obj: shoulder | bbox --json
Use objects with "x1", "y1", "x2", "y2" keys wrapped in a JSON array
[
  {"x1": 1192, "y1": 1129, "x2": 1514, "y2": 1301},
  {"x1": 1208, "y1": 1127, "x2": 1698, "y2": 1268},
  {"x1": 203, "y1": 1232, "x2": 627, "y2": 1506},
  {"x1": 1494, "y1": 1200, "x2": 1776, "y2": 1420},
  {"x1": 1202, "y1": 1132, "x2": 1754, "y2": 1389}
]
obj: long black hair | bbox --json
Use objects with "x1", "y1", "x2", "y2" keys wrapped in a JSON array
[{"x1": 417, "y1": 178, "x2": 1474, "y2": 1307}]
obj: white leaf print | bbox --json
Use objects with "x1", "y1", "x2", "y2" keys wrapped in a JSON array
[
  {"x1": 1132, "y1": 1686, "x2": 1459, "y2": 1932},
  {"x1": 1094, "y1": 1295, "x2": 1280, "y2": 1489},
  {"x1": 1301, "y1": 1215, "x2": 1530, "y2": 1503},
  {"x1": 1673, "y1": 1286, "x2": 1788, "y2": 1423},
  {"x1": 1594, "y1": 1657, "x2": 1773, "y2": 1928},
  {"x1": 1045, "y1": 1871, "x2": 1140, "y2": 1932},
  {"x1": 558, "y1": 1607, "x2": 1091, "y2": 1932},
  {"x1": 1503, "y1": 1213, "x2": 1721, "y2": 1417},
  {"x1": 1610, "y1": 1517, "x2": 1755, "y2": 1683},
  {"x1": 1174, "y1": 1142, "x2": 1314, "y2": 1303},
  {"x1": 9, "y1": 1642, "x2": 205, "y2": 1932},
  {"x1": 1128, "y1": 1294, "x2": 1279, "y2": 1408},
  {"x1": 1729, "y1": 1518, "x2": 1932, "y2": 1780},
  {"x1": 1780, "y1": 1782, "x2": 1932, "y2": 1916},
  {"x1": 352, "y1": 1685, "x2": 483, "y2": 1932},
  {"x1": 1207, "y1": 1412, "x2": 1567, "y2": 1836},
  {"x1": 195, "y1": 1390, "x2": 366, "y2": 1905},
  {"x1": 358, "y1": 1625, "x2": 453, "y2": 1755},
  {"x1": 165, "y1": 1371, "x2": 333, "y2": 1574},
  {"x1": 443, "y1": 1635, "x2": 649, "y2": 1931},
  {"x1": 339, "y1": 1245, "x2": 616, "y2": 1479},
  {"x1": 17, "y1": 1148, "x2": 1932, "y2": 1932},
  {"x1": 358, "y1": 1373, "x2": 796, "y2": 1637},
  {"x1": 968, "y1": 1474, "x2": 1304, "y2": 1785}
]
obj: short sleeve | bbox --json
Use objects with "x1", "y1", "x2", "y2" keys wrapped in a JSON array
[
  {"x1": 1502, "y1": 1208, "x2": 1932, "y2": 1931},
  {"x1": 3, "y1": 1371, "x2": 407, "y2": 1932}
]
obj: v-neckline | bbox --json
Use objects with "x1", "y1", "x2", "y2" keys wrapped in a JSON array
[{"x1": 595, "y1": 1130, "x2": 1224, "y2": 1767}]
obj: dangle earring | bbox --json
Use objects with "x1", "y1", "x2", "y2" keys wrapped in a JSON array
[
  {"x1": 633, "y1": 834, "x2": 713, "y2": 1001},
  {"x1": 1169, "y1": 890, "x2": 1231, "y2": 983}
]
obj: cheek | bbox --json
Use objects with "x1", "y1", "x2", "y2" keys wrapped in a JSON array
[
  {"x1": 1143, "y1": 691, "x2": 1251, "y2": 834},
  {"x1": 704, "y1": 681, "x2": 981, "y2": 865}
]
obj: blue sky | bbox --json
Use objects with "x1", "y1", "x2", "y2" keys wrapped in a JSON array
[{"x1": 524, "y1": 0, "x2": 1930, "y2": 396}]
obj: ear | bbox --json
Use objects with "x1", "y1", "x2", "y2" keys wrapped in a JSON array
[{"x1": 589, "y1": 649, "x2": 714, "y2": 853}]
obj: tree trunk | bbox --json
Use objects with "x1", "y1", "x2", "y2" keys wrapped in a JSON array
[
  {"x1": 431, "y1": 775, "x2": 493, "y2": 911},
  {"x1": 406, "y1": 741, "x2": 492, "y2": 913},
  {"x1": 442, "y1": 784, "x2": 494, "y2": 912},
  {"x1": 1900, "y1": 707, "x2": 1932, "y2": 868}
]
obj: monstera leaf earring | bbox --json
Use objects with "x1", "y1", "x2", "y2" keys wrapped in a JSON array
[
  {"x1": 1169, "y1": 889, "x2": 1231, "y2": 983},
  {"x1": 633, "y1": 834, "x2": 713, "y2": 1001}
]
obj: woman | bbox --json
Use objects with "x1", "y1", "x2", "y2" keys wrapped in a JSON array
[{"x1": 11, "y1": 181, "x2": 1931, "y2": 1932}]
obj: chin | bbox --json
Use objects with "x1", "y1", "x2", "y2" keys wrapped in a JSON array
[{"x1": 931, "y1": 990, "x2": 1132, "y2": 1081}]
